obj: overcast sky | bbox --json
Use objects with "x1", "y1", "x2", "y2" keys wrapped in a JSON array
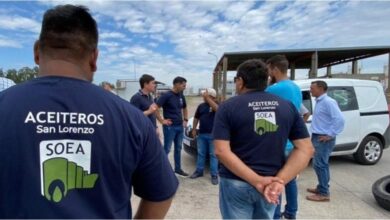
[{"x1": 0, "y1": 0, "x2": 389, "y2": 89}]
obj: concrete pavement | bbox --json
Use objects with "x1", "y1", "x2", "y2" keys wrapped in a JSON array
[{"x1": 131, "y1": 149, "x2": 390, "y2": 219}]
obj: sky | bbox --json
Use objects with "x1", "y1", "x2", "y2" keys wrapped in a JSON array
[{"x1": 0, "y1": 0, "x2": 389, "y2": 90}]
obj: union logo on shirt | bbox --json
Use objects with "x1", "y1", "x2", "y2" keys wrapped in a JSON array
[
  {"x1": 39, "y1": 140, "x2": 99, "y2": 203},
  {"x1": 254, "y1": 112, "x2": 278, "y2": 135}
]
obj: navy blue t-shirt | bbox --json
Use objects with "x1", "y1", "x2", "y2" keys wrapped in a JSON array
[
  {"x1": 130, "y1": 90, "x2": 157, "y2": 127},
  {"x1": 0, "y1": 76, "x2": 178, "y2": 218},
  {"x1": 194, "y1": 102, "x2": 216, "y2": 134},
  {"x1": 212, "y1": 90, "x2": 309, "y2": 180},
  {"x1": 156, "y1": 91, "x2": 187, "y2": 126}
]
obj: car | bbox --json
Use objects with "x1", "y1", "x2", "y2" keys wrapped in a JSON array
[
  {"x1": 183, "y1": 78, "x2": 390, "y2": 165},
  {"x1": 183, "y1": 120, "x2": 198, "y2": 156}
]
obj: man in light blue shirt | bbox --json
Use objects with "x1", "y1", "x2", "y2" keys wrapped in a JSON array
[
  {"x1": 306, "y1": 80, "x2": 344, "y2": 202},
  {"x1": 0, "y1": 77, "x2": 15, "y2": 92},
  {"x1": 266, "y1": 55, "x2": 302, "y2": 219}
]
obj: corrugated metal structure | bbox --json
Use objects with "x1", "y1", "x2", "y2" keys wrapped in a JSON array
[{"x1": 211, "y1": 46, "x2": 390, "y2": 100}]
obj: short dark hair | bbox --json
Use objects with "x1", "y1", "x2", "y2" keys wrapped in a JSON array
[
  {"x1": 311, "y1": 80, "x2": 328, "y2": 91},
  {"x1": 38, "y1": 5, "x2": 98, "y2": 60},
  {"x1": 139, "y1": 74, "x2": 155, "y2": 88},
  {"x1": 173, "y1": 76, "x2": 187, "y2": 85},
  {"x1": 266, "y1": 55, "x2": 289, "y2": 74},
  {"x1": 236, "y1": 59, "x2": 268, "y2": 90}
]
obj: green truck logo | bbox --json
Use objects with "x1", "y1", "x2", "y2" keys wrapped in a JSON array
[
  {"x1": 43, "y1": 158, "x2": 98, "y2": 202},
  {"x1": 255, "y1": 119, "x2": 279, "y2": 135},
  {"x1": 40, "y1": 140, "x2": 98, "y2": 203},
  {"x1": 254, "y1": 112, "x2": 278, "y2": 135}
]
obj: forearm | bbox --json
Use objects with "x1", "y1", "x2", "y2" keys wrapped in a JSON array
[
  {"x1": 143, "y1": 110, "x2": 151, "y2": 116},
  {"x1": 205, "y1": 97, "x2": 218, "y2": 111},
  {"x1": 156, "y1": 110, "x2": 164, "y2": 123},
  {"x1": 182, "y1": 108, "x2": 188, "y2": 120},
  {"x1": 330, "y1": 117, "x2": 344, "y2": 137},
  {"x1": 192, "y1": 118, "x2": 199, "y2": 130},
  {"x1": 134, "y1": 198, "x2": 173, "y2": 219},
  {"x1": 303, "y1": 114, "x2": 310, "y2": 122},
  {"x1": 277, "y1": 138, "x2": 314, "y2": 183}
]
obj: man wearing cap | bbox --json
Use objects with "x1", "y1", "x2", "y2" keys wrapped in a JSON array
[{"x1": 189, "y1": 88, "x2": 219, "y2": 185}]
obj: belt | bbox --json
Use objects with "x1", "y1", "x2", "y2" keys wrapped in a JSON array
[{"x1": 312, "y1": 133, "x2": 327, "y2": 136}]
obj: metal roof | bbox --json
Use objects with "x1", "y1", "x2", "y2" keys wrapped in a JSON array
[{"x1": 214, "y1": 46, "x2": 390, "y2": 71}]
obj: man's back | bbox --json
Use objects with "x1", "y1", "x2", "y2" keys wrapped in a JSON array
[
  {"x1": 0, "y1": 76, "x2": 178, "y2": 218},
  {"x1": 213, "y1": 91, "x2": 308, "y2": 179}
]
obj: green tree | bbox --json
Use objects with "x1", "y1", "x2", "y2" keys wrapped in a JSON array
[
  {"x1": 2, "y1": 66, "x2": 39, "y2": 83},
  {"x1": 6, "y1": 69, "x2": 18, "y2": 83},
  {"x1": 18, "y1": 67, "x2": 38, "y2": 82}
]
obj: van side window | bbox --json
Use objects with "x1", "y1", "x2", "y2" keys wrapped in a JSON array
[
  {"x1": 302, "y1": 91, "x2": 312, "y2": 114},
  {"x1": 327, "y1": 86, "x2": 358, "y2": 111}
]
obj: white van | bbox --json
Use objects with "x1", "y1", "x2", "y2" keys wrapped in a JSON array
[
  {"x1": 296, "y1": 78, "x2": 390, "y2": 165},
  {"x1": 184, "y1": 78, "x2": 390, "y2": 165}
]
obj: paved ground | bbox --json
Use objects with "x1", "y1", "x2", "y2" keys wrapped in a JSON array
[
  {"x1": 131, "y1": 96, "x2": 390, "y2": 219},
  {"x1": 131, "y1": 151, "x2": 390, "y2": 219}
]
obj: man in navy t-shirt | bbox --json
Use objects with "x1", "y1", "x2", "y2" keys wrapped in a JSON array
[
  {"x1": 213, "y1": 59, "x2": 314, "y2": 219},
  {"x1": 189, "y1": 88, "x2": 219, "y2": 185},
  {"x1": 130, "y1": 74, "x2": 158, "y2": 133},
  {"x1": 156, "y1": 76, "x2": 189, "y2": 176},
  {"x1": 0, "y1": 5, "x2": 178, "y2": 219}
]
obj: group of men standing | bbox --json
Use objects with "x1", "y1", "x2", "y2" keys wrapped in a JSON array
[
  {"x1": 130, "y1": 75, "x2": 190, "y2": 177},
  {"x1": 127, "y1": 55, "x2": 345, "y2": 219},
  {"x1": 0, "y1": 4, "x2": 346, "y2": 219},
  {"x1": 129, "y1": 73, "x2": 219, "y2": 185}
]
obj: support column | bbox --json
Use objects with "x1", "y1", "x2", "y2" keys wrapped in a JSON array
[
  {"x1": 215, "y1": 67, "x2": 221, "y2": 97},
  {"x1": 387, "y1": 53, "x2": 390, "y2": 93},
  {"x1": 309, "y1": 51, "x2": 318, "y2": 78},
  {"x1": 326, "y1": 66, "x2": 332, "y2": 78},
  {"x1": 352, "y1": 60, "x2": 358, "y2": 74},
  {"x1": 290, "y1": 62, "x2": 295, "y2": 80},
  {"x1": 222, "y1": 57, "x2": 228, "y2": 101},
  {"x1": 213, "y1": 71, "x2": 217, "y2": 92}
]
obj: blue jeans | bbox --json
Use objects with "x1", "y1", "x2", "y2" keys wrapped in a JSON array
[
  {"x1": 219, "y1": 177, "x2": 276, "y2": 219},
  {"x1": 312, "y1": 134, "x2": 336, "y2": 196},
  {"x1": 273, "y1": 178, "x2": 298, "y2": 219},
  {"x1": 195, "y1": 133, "x2": 218, "y2": 176},
  {"x1": 163, "y1": 125, "x2": 184, "y2": 171}
]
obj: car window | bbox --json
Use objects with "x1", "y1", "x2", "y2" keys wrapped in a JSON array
[
  {"x1": 302, "y1": 91, "x2": 312, "y2": 114},
  {"x1": 327, "y1": 86, "x2": 358, "y2": 111}
]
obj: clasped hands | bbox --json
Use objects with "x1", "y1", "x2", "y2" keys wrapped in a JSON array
[{"x1": 254, "y1": 176, "x2": 285, "y2": 205}]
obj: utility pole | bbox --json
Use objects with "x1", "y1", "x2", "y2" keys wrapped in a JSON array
[
  {"x1": 133, "y1": 58, "x2": 137, "y2": 79},
  {"x1": 207, "y1": 52, "x2": 218, "y2": 64}
]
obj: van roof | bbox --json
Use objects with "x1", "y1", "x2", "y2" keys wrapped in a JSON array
[{"x1": 294, "y1": 78, "x2": 382, "y2": 88}]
